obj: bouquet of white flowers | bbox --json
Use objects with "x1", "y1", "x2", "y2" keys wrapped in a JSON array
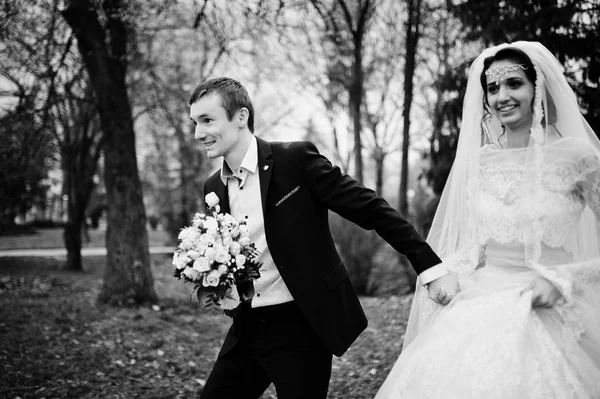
[{"x1": 172, "y1": 192, "x2": 261, "y2": 316}]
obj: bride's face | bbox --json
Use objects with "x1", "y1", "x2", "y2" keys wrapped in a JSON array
[{"x1": 485, "y1": 59, "x2": 535, "y2": 132}]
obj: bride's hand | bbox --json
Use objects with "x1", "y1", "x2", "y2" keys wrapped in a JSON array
[
  {"x1": 520, "y1": 277, "x2": 563, "y2": 307},
  {"x1": 427, "y1": 274, "x2": 460, "y2": 305}
]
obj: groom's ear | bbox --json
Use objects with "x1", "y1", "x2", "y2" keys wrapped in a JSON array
[{"x1": 237, "y1": 108, "x2": 249, "y2": 128}]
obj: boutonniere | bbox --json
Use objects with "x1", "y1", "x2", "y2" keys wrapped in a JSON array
[{"x1": 263, "y1": 165, "x2": 269, "y2": 171}]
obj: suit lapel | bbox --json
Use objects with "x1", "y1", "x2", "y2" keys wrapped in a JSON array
[
  {"x1": 213, "y1": 175, "x2": 230, "y2": 215},
  {"x1": 256, "y1": 137, "x2": 273, "y2": 215}
]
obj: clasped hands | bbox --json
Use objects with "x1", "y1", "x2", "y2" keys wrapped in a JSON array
[
  {"x1": 427, "y1": 274, "x2": 563, "y2": 308},
  {"x1": 427, "y1": 274, "x2": 460, "y2": 306}
]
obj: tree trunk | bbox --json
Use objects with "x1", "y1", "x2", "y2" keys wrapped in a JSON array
[
  {"x1": 176, "y1": 125, "x2": 191, "y2": 228},
  {"x1": 63, "y1": 147, "x2": 84, "y2": 271},
  {"x1": 63, "y1": 0, "x2": 157, "y2": 305},
  {"x1": 349, "y1": 63, "x2": 364, "y2": 183},
  {"x1": 64, "y1": 219, "x2": 83, "y2": 270},
  {"x1": 374, "y1": 147, "x2": 384, "y2": 196},
  {"x1": 349, "y1": 5, "x2": 367, "y2": 184},
  {"x1": 62, "y1": 108, "x2": 100, "y2": 271},
  {"x1": 399, "y1": 0, "x2": 422, "y2": 217},
  {"x1": 63, "y1": 155, "x2": 97, "y2": 271}
]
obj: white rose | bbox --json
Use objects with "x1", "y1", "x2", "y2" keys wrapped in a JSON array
[
  {"x1": 179, "y1": 239, "x2": 194, "y2": 251},
  {"x1": 204, "y1": 217, "x2": 218, "y2": 231},
  {"x1": 215, "y1": 249, "x2": 230, "y2": 264},
  {"x1": 235, "y1": 254, "x2": 247, "y2": 266},
  {"x1": 204, "y1": 247, "x2": 216, "y2": 262},
  {"x1": 172, "y1": 252, "x2": 190, "y2": 269},
  {"x1": 222, "y1": 236, "x2": 233, "y2": 247},
  {"x1": 213, "y1": 243, "x2": 224, "y2": 253},
  {"x1": 187, "y1": 250, "x2": 201, "y2": 260},
  {"x1": 178, "y1": 227, "x2": 201, "y2": 241},
  {"x1": 195, "y1": 242, "x2": 208, "y2": 254},
  {"x1": 217, "y1": 264, "x2": 229, "y2": 275},
  {"x1": 192, "y1": 256, "x2": 211, "y2": 273},
  {"x1": 223, "y1": 214, "x2": 237, "y2": 227},
  {"x1": 239, "y1": 237, "x2": 250, "y2": 246},
  {"x1": 229, "y1": 242, "x2": 241, "y2": 256},
  {"x1": 202, "y1": 269, "x2": 221, "y2": 287},
  {"x1": 192, "y1": 217, "x2": 203, "y2": 229},
  {"x1": 199, "y1": 233, "x2": 215, "y2": 246},
  {"x1": 182, "y1": 266, "x2": 200, "y2": 281},
  {"x1": 205, "y1": 192, "x2": 220, "y2": 208},
  {"x1": 230, "y1": 226, "x2": 240, "y2": 237}
]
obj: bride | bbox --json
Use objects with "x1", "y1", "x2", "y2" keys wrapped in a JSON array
[{"x1": 375, "y1": 41, "x2": 600, "y2": 398}]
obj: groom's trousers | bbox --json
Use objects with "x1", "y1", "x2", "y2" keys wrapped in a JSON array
[{"x1": 198, "y1": 301, "x2": 333, "y2": 399}]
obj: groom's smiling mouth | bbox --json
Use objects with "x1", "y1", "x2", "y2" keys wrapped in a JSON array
[{"x1": 203, "y1": 140, "x2": 216, "y2": 149}]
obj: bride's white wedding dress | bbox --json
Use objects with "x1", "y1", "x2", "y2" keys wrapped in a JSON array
[{"x1": 375, "y1": 138, "x2": 600, "y2": 398}]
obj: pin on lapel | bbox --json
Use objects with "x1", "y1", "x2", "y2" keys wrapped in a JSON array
[{"x1": 263, "y1": 165, "x2": 269, "y2": 171}]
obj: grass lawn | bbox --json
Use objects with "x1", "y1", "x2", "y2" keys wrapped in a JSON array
[
  {"x1": 0, "y1": 227, "x2": 174, "y2": 250},
  {"x1": 0, "y1": 253, "x2": 412, "y2": 399}
]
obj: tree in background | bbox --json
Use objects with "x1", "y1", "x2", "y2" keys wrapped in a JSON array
[
  {"x1": 0, "y1": 98, "x2": 54, "y2": 231},
  {"x1": 132, "y1": 1, "x2": 218, "y2": 239},
  {"x1": 306, "y1": 0, "x2": 377, "y2": 183},
  {"x1": 0, "y1": 1, "x2": 58, "y2": 231},
  {"x1": 412, "y1": 1, "x2": 478, "y2": 238},
  {"x1": 363, "y1": 1, "x2": 406, "y2": 197},
  {"x1": 274, "y1": 2, "x2": 354, "y2": 172},
  {"x1": 56, "y1": 79, "x2": 104, "y2": 271},
  {"x1": 63, "y1": 0, "x2": 158, "y2": 305},
  {"x1": 398, "y1": 0, "x2": 423, "y2": 217},
  {"x1": 0, "y1": 1, "x2": 103, "y2": 274}
]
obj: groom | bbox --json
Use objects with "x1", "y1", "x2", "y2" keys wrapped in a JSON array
[{"x1": 191, "y1": 77, "x2": 458, "y2": 399}]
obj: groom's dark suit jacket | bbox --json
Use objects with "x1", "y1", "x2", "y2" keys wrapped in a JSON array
[{"x1": 203, "y1": 137, "x2": 441, "y2": 357}]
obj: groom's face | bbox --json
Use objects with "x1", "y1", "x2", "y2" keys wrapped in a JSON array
[{"x1": 190, "y1": 93, "x2": 242, "y2": 160}]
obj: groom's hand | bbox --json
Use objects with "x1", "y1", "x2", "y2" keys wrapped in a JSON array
[{"x1": 427, "y1": 274, "x2": 460, "y2": 305}]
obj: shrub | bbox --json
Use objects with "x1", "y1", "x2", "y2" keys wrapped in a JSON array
[{"x1": 329, "y1": 213, "x2": 383, "y2": 296}]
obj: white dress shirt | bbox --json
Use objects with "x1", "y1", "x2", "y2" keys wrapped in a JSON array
[{"x1": 221, "y1": 136, "x2": 294, "y2": 308}]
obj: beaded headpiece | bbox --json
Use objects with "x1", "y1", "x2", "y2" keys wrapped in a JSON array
[{"x1": 485, "y1": 64, "x2": 528, "y2": 85}]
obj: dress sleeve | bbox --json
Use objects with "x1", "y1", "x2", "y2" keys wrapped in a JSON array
[
  {"x1": 570, "y1": 149, "x2": 600, "y2": 286},
  {"x1": 579, "y1": 151, "x2": 600, "y2": 220},
  {"x1": 548, "y1": 146, "x2": 600, "y2": 306}
]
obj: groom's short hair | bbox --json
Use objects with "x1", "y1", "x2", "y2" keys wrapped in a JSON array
[{"x1": 189, "y1": 77, "x2": 255, "y2": 133}]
